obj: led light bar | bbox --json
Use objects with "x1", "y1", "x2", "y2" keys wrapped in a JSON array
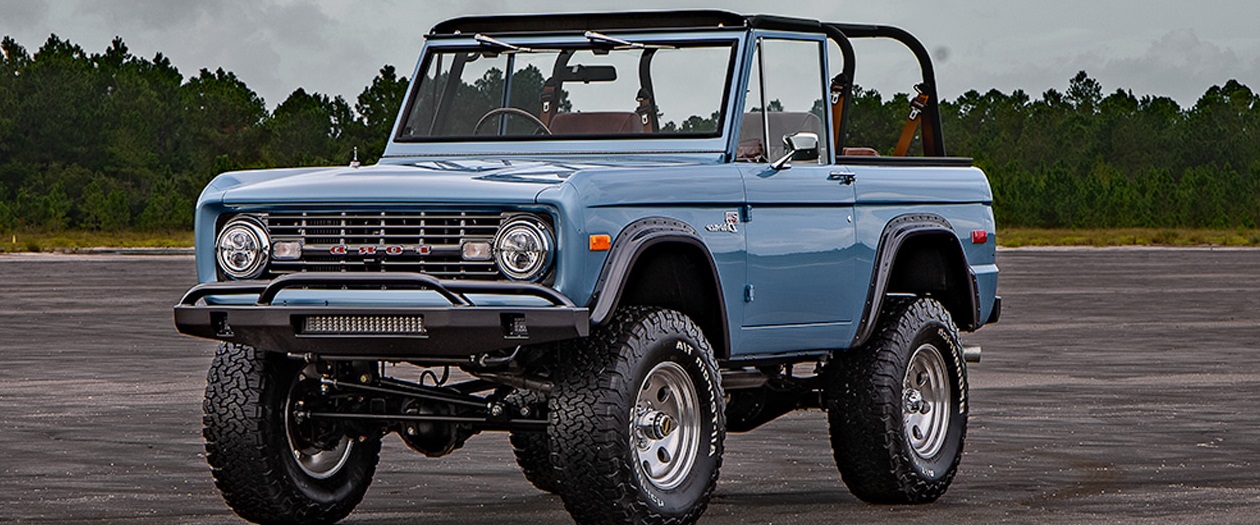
[{"x1": 302, "y1": 315, "x2": 427, "y2": 335}]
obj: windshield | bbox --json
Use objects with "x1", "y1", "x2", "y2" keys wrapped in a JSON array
[{"x1": 396, "y1": 41, "x2": 737, "y2": 141}]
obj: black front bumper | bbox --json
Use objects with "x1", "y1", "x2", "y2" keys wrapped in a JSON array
[{"x1": 173, "y1": 273, "x2": 590, "y2": 359}]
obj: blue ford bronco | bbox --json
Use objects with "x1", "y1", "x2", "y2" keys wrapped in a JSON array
[{"x1": 174, "y1": 10, "x2": 999, "y2": 525}]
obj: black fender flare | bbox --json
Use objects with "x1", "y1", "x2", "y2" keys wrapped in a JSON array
[
  {"x1": 851, "y1": 213, "x2": 980, "y2": 348},
  {"x1": 587, "y1": 217, "x2": 730, "y2": 356}
]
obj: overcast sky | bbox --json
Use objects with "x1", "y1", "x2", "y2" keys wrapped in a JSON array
[{"x1": 1, "y1": 0, "x2": 1256, "y2": 110}]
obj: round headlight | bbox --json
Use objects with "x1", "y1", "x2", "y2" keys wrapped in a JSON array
[
  {"x1": 493, "y1": 216, "x2": 553, "y2": 281},
  {"x1": 216, "y1": 216, "x2": 270, "y2": 279}
]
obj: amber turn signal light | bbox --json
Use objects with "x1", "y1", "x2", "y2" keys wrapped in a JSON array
[{"x1": 589, "y1": 234, "x2": 611, "y2": 251}]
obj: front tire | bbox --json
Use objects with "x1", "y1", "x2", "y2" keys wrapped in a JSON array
[
  {"x1": 825, "y1": 297, "x2": 968, "y2": 504},
  {"x1": 548, "y1": 307, "x2": 725, "y2": 525},
  {"x1": 203, "y1": 344, "x2": 380, "y2": 524}
]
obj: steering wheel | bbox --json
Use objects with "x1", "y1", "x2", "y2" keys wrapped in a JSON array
[{"x1": 472, "y1": 107, "x2": 552, "y2": 136}]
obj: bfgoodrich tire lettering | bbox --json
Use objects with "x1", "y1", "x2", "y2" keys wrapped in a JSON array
[
  {"x1": 203, "y1": 344, "x2": 380, "y2": 524},
  {"x1": 825, "y1": 297, "x2": 968, "y2": 504},
  {"x1": 548, "y1": 307, "x2": 725, "y2": 524}
]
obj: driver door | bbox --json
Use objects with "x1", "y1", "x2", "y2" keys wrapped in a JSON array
[{"x1": 736, "y1": 35, "x2": 858, "y2": 356}]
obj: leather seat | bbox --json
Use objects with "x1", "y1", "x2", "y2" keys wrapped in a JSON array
[
  {"x1": 737, "y1": 111, "x2": 824, "y2": 160},
  {"x1": 841, "y1": 147, "x2": 879, "y2": 157},
  {"x1": 550, "y1": 112, "x2": 644, "y2": 135}
]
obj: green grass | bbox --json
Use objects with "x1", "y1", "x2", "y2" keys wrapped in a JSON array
[
  {"x1": 999, "y1": 228, "x2": 1260, "y2": 247},
  {"x1": 3, "y1": 228, "x2": 1259, "y2": 253},
  {"x1": 0, "y1": 230, "x2": 194, "y2": 253}
]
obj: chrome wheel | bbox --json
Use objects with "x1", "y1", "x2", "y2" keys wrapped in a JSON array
[
  {"x1": 903, "y1": 343, "x2": 951, "y2": 459},
  {"x1": 285, "y1": 366, "x2": 354, "y2": 480},
  {"x1": 631, "y1": 361, "x2": 700, "y2": 491}
]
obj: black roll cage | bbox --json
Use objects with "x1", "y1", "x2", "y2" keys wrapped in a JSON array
[{"x1": 428, "y1": 10, "x2": 948, "y2": 156}]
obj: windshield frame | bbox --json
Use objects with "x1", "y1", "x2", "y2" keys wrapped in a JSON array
[{"x1": 383, "y1": 31, "x2": 748, "y2": 159}]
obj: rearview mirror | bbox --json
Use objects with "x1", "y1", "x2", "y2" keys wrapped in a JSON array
[
  {"x1": 560, "y1": 64, "x2": 617, "y2": 83},
  {"x1": 770, "y1": 132, "x2": 820, "y2": 170}
]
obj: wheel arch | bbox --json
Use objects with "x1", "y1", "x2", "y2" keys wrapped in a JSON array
[
  {"x1": 852, "y1": 213, "x2": 980, "y2": 348},
  {"x1": 587, "y1": 217, "x2": 730, "y2": 360}
]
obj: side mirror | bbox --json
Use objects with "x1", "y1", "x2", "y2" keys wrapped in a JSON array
[{"x1": 770, "y1": 131, "x2": 820, "y2": 170}]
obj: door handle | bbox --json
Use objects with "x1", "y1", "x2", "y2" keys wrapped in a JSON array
[{"x1": 828, "y1": 171, "x2": 856, "y2": 185}]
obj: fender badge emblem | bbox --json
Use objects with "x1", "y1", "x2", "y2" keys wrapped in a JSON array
[{"x1": 705, "y1": 211, "x2": 740, "y2": 234}]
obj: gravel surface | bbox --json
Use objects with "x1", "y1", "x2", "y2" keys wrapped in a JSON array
[{"x1": 0, "y1": 249, "x2": 1256, "y2": 524}]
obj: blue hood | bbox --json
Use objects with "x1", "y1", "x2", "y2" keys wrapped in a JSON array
[{"x1": 215, "y1": 160, "x2": 583, "y2": 205}]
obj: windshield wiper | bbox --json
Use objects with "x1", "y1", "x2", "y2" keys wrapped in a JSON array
[
  {"x1": 474, "y1": 33, "x2": 535, "y2": 53},
  {"x1": 583, "y1": 31, "x2": 676, "y2": 50},
  {"x1": 477, "y1": 31, "x2": 668, "y2": 53}
]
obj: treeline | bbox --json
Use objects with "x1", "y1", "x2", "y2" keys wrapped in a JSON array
[
  {"x1": 849, "y1": 72, "x2": 1260, "y2": 229},
  {"x1": 957, "y1": 76, "x2": 1260, "y2": 229},
  {"x1": 1, "y1": 34, "x2": 1258, "y2": 232},
  {"x1": 0, "y1": 35, "x2": 407, "y2": 231}
]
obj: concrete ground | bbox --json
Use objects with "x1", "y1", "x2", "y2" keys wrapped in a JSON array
[{"x1": 0, "y1": 248, "x2": 1256, "y2": 524}]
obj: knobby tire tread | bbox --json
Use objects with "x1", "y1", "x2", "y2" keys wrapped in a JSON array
[
  {"x1": 825, "y1": 297, "x2": 967, "y2": 504},
  {"x1": 548, "y1": 307, "x2": 723, "y2": 525},
  {"x1": 506, "y1": 389, "x2": 561, "y2": 494},
  {"x1": 203, "y1": 343, "x2": 379, "y2": 524}
]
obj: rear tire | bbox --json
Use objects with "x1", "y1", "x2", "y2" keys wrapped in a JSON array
[
  {"x1": 203, "y1": 344, "x2": 380, "y2": 524},
  {"x1": 824, "y1": 297, "x2": 968, "y2": 504},
  {"x1": 548, "y1": 307, "x2": 725, "y2": 525}
]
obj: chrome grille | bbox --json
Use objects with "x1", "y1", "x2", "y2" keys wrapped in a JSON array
[{"x1": 264, "y1": 211, "x2": 503, "y2": 279}]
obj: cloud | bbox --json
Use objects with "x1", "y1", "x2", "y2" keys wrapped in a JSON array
[
  {"x1": 1096, "y1": 29, "x2": 1249, "y2": 103},
  {"x1": 942, "y1": 27, "x2": 1259, "y2": 106},
  {"x1": 0, "y1": 0, "x2": 49, "y2": 27},
  {"x1": 76, "y1": 0, "x2": 214, "y2": 30},
  {"x1": 3, "y1": 1, "x2": 1257, "y2": 109},
  {"x1": 51, "y1": 0, "x2": 360, "y2": 107},
  {"x1": 260, "y1": 1, "x2": 334, "y2": 48}
]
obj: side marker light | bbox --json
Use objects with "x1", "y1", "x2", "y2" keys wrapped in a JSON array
[{"x1": 589, "y1": 234, "x2": 611, "y2": 251}]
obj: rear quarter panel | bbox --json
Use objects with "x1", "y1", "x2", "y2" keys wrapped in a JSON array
[{"x1": 847, "y1": 163, "x2": 998, "y2": 327}]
